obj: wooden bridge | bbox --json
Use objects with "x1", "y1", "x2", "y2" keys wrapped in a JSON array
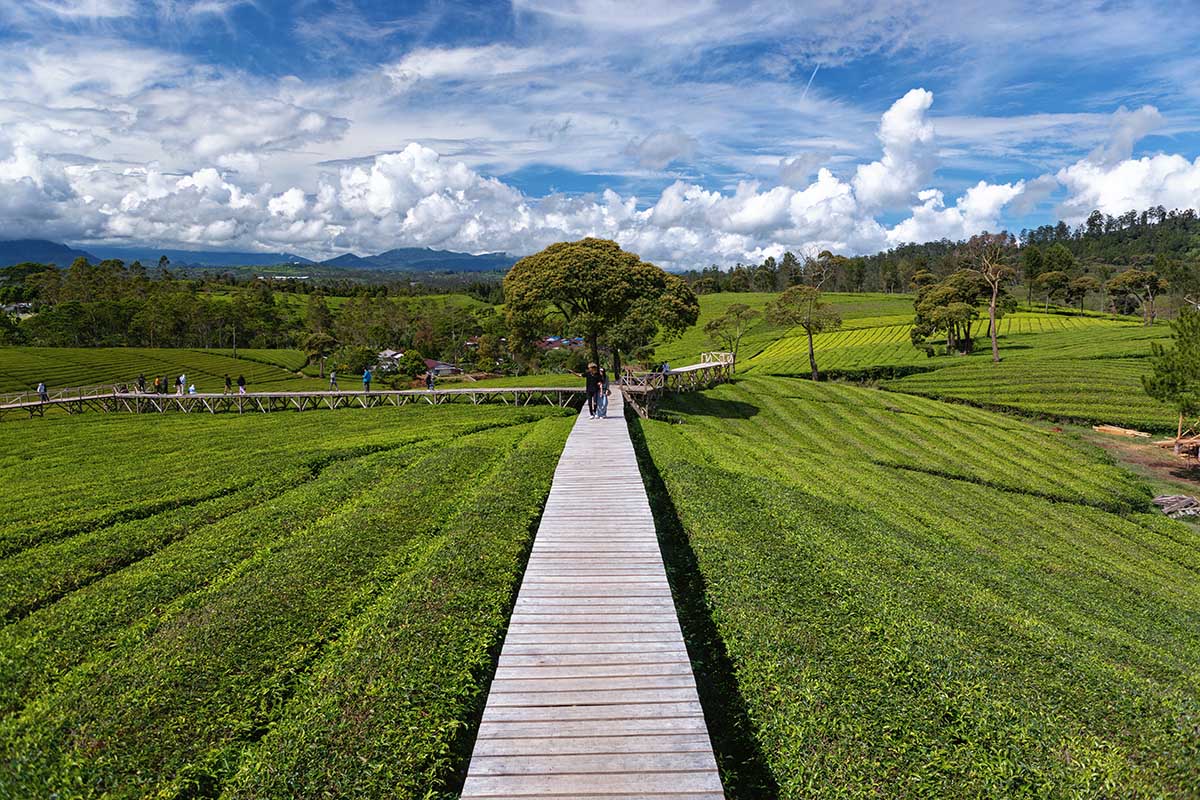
[
  {"x1": 461, "y1": 388, "x2": 725, "y2": 798},
  {"x1": 0, "y1": 353, "x2": 735, "y2": 422},
  {"x1": 0, "y1": 387, "x2": 586, "y2": 421},
  {"x1": 620, "y1": 352, "x2": 734, "y2": 418}
]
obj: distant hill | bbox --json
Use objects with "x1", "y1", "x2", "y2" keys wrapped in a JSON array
[
  {"x1": 1, "y1": 239, "x2": 515, "y2": 272},
  {"x1": 0, "y1": 240, "x2": 97, "y2": 267},
  {"x1": 84, "y1": 246, "x2": 314, "y2": 268},
  {"x1": 321, "y1": 247, "x2": 515, "y2": 272},
  {"x1": 321, "y1": 253, "x2": 373, "y2": 268}
]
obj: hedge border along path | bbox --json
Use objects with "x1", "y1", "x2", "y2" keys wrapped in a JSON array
[
  {"x1": 639, "y1": 376, "x2": 1200, "y2": 798},
  {"x1": 0, "y1": 409, "x2": 574, "y2": 798}
]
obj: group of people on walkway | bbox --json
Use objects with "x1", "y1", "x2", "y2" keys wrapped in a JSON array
[
  {"x1": 347, "y1": 367, "x2": 437, "y2": 393},
  {"x1": 584, "y1": 362, "x2": 611, "y2": 419},
  {"x1": 130, "y1": 373, "x2": 248, "y2": 395}
]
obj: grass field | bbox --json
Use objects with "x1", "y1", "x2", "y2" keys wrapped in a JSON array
[
  {"x1": 0, "y1": 404, "x2": 574, "y2": 798},
  {"x1": 0, "y1": 346, "x2": 322, "y2": 394},
  {"x1": 638, "y1": 376, "x2": 1200, "y2": 798}
]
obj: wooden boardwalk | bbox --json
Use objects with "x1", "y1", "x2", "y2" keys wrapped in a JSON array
[
  {"x1": 0, "y1": 387, "x2": 584, "y2": 421},
  {"x1": 461, "y1": 389, "x2": 724, "y2": 799}
]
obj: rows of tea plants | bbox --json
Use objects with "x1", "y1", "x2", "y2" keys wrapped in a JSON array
[
  {"x1": 654, "y1": 292, "x2": 913, "y2": 366},
  {"x1": 746, "y1": 313, "x2": 1122, "y2": 376},
  {"x1": 0, "y1": 346, "x2": 320, "y2": 393},
  {"x1": 188, "y1": 347, "x2": 308, "y2": 372},
  {"x1": 0, "y1": 404, "x2": 574, "y2": 797},
  {"x1": 639, "y1": 376, "x2": 1200, "y2": 797},
  {"x1": 887, "y1": 357, "x2": 1177, "y2": 431}
]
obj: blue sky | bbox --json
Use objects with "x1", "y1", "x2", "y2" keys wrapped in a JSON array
[{"x1": 2, "y1": 0, "x2": 1200, "y2": 267}]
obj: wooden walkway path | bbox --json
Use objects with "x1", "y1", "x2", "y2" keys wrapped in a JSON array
[
  {"x1": 461, "y1": 389, "x2": 724, "y2": 799},
  {"x1": 0, "y1": 387, "x2": 584, "y2": 421}
]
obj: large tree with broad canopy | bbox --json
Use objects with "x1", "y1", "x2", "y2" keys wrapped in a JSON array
[{"x1": 503, "y1": 238, "x2": 699, "y2": 374}]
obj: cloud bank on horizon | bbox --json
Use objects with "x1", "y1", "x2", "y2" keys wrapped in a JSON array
[{"x1": 2, "y1": 0, "x2": 1200, "y2": 268}]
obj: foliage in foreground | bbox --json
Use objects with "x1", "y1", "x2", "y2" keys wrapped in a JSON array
[
  {"x1": 641, "y1": 376, "x2": 1199, "y2": 798},
  {"x1": 0, "y1": 405, "x2": 573, "y2": 798}
]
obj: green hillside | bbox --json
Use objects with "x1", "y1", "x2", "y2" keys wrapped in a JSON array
[
  {"x1": 0, "y1": 404, "x2": 573, "y2": 797},
  {"x1": 0, "y1": 347, "x2": 322, "y2": 394},
  {"x1": 638, "y1": 376, "x2": 1200, "y2": 797}
]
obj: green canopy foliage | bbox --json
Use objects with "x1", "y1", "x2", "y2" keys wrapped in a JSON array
[
  {"x1": 1143, "y1": 307, "x2": 1200, "y2": 419},
  {"x1": 910, "y1": 270, "x2": 989, "y2": 354},
  {"x1": 503, "y1": 238, "x2": 699, "y2": 369},
  {"x1": 703, "y1": 302, "x2": 761, "y2": 370},
  {"x1": 766, "y1": 285, "x2": 842, "y2": 380}
]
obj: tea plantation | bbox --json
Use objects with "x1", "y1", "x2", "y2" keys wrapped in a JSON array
[
  {"x1": 0, "y1": 346, "x2": 320, "y2": 394},
  {"x1": 637, "y1": 376, "x2": 1200, "y2": 798},
  {"x1": 0, "y1": 404, "x2": 574, "y2": 798},
  {"x1": 1, "y1": 286, "x2": 1195, "y2": 798}
]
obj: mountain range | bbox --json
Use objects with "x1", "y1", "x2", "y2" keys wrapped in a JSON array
[
  {"x1": 318, "y1": 247, "x2": 514, "y2": 272},
  {"x1": 0, "y1": 240, "x2": 517, "y2": 272}
]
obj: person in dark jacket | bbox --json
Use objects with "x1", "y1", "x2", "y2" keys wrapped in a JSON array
[
  {"x1": 584, "y1": 362, "x2": 601, "y2": 419},
  {"x1": 596, "y1": 366, "x2": 610, "y2": 418},
  {"x1": 237, "y1": 374, "x2": 247, "y2": 395}
]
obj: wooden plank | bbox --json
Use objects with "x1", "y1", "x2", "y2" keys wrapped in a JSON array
[
  {"x1": 461, "y1": 389, "x2": 723, "y2": 798},
  {"x1": 470, "y1": 733, "x2": 712, "y2": 757},
  {"x1": 462, "y1": 771, "x2": 723, "y2": 796}
]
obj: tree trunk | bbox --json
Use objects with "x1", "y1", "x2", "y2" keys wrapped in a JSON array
[
  {"x1": 807, "y1": 326, "x2": 818, "y2": 381},
  {"x1": 588, "y1": 335, "x2": 599, "y2": 366},
  {"x1": 611, "y1": 349, "x2": 622, "y2": 383},
  {"x1": 990, "y1": 285, "x2": 1000, "y2": 362}
]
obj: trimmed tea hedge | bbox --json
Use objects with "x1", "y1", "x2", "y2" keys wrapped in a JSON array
[{"x1": 640, "y1": 376, "x2": 1200, "y2": 798}]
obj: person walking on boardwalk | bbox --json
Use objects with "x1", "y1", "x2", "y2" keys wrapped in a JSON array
[
  {"x1": 425, "y1": 369, "x2": 435, "y2": 391},
  {"x1": 175, "y1": 374, "x2": 183, "y2": 395},
  {"x1": 137, "y1": 373, "x2": 146, "y2": 393},
  {"x1": 160, "y1": 375, "x2": 168, "y2": 394},
  {"x1": 362, "y1": 367, "x2": 372, "y2": 393},
  {"x1": 223, "y1": 374, "x2": 232, "y2": 395},
  {"x1": 237, "y1": 374, "x2": 246, "y2": 395},
  {"x1": 329, "y1": 369, "x2": 338, "y2": 390},
  {"x1": 596, "y1": 365, "x2": 610, "y2": 418},
  {"x1": 584, "y1": 362, "x2": 601, "y2": 419},
  {"x1": 36, "y1": 381, "x2": 48, "y2": 403}
]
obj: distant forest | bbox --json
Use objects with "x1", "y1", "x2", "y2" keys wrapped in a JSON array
[
  {"x1": 0, "y1": 258, "x2": 506, "y2": 368},
  {"x1": 680, "y1": 206, "x2": 1200, "y2": 301}
]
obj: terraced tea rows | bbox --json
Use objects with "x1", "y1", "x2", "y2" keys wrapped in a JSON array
[
  {"x1": 654, "y1": 292, "x2": 913, "y2": 366},
  {"x1": 0, "y1": 346, "x2": 318, "y2": 394},
  {"x1": 638, "y1": 376, "x2": 1200, "y2": 798},
  {"x1": 747, "y1": 313, "x2": 1122, "y2": 375},
  {"x1": 0, "y1": 404, "x2": 574, "y2": 798},
  {"x1": 887, "y1": 357, "x2": 1177, "y2": 431}
]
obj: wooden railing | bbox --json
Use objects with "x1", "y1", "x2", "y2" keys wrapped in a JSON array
[
  {"x1": 0, "y1": 387, "x2": 587, "y2": 421},
  {"x1": 619, "y1": 355, "x2": 734, "y2": 418}
]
